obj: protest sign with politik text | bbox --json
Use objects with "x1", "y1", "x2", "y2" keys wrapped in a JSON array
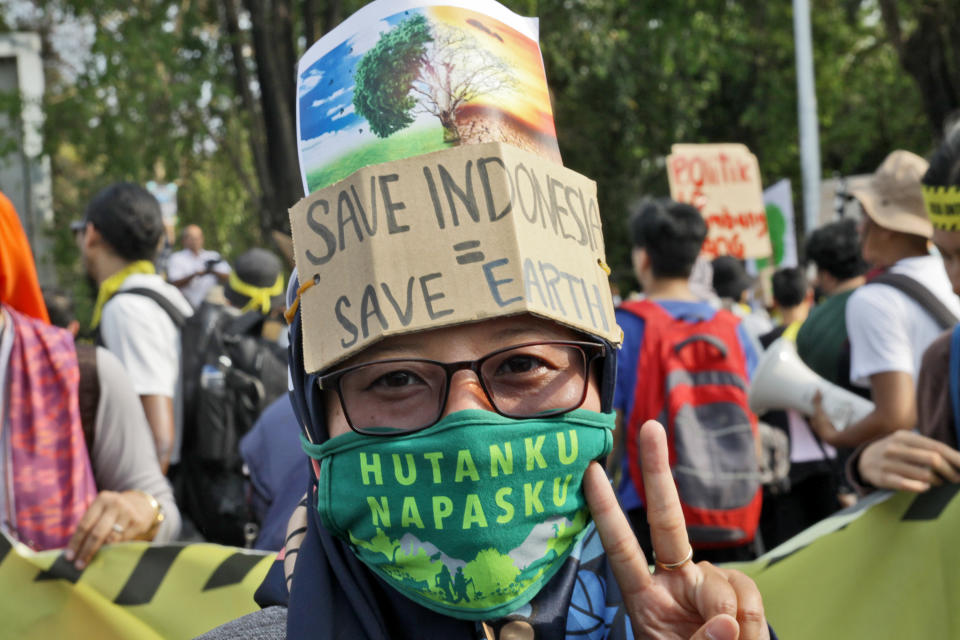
[{"x1": 667, "y1": 143, "x2": 772, "y2": 259}]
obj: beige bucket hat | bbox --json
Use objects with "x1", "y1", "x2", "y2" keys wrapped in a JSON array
[{"x1": 849, "y1": 150, "x2": 932, "y2": 239}]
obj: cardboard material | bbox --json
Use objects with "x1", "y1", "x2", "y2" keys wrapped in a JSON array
[
  {"x1": 667, "y1": 143, "x2": 773, "y2": 259},
  {"x1": 297, "y1": 0, "x2": 561, "y2": 195},
  {"x1": 289, "y1": 141, "x2": 620, "y2": 373}
]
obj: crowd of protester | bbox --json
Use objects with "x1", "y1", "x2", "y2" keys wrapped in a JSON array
[
  {"x1": 3, "y1": 125, "x2": 960, "y2": 631},
  {"x1": 0, "y1": 183, "x2": 296, "y2": 566},
  {"x1": 3, "y1": 20, "x2": 960, "y2": 635}
]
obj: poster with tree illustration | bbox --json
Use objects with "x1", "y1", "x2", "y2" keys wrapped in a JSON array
[{"x1": 296, "y1": 0, "x2": 561, "y2": 194}]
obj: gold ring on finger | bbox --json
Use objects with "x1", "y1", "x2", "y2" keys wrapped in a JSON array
[{"x1": 653, "y1": 547, "x2": 693, "y2": 571}]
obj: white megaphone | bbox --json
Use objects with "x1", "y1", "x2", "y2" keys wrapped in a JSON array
[{"x1": 749, "y1": 337, "x2": 874, "y2": 430}]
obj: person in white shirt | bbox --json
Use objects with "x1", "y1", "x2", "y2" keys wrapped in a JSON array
[
  {"x1": 79, "y1": 183, "x2": 194, "y2": 474},
  {"x1": 166, "y1": 224, "x2": 231, "y2": 308},
  {"x1": 810, "y1": 150, "x2": 960, "y2": 449}
]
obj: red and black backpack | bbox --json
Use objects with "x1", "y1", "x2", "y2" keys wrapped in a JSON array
[{"x1": 620, "y1": 299, "x2": 761, "y2": 549}]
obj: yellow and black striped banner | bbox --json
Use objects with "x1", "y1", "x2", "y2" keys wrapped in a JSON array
[
  {"x1": 3, "y1": 485, "x2": 959, "y2": 638},
  {"x1": 735, "y1": 485, "x2": 960, "y2": 638},
  {"x1": 0, "y1": 533, "x2": 274, "y2": 639}
]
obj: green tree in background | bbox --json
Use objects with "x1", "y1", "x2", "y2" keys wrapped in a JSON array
[
  {"x1": 874, "y1": 0, "x2": 959, "y2": 139},
  {"x1": 1, "y1": 0, "x2": 952, "y2": 304},
  {"x1": 518, "y1": 0, "x2": 935, "y2": 288},
  {"x1": 1, "y1": 0, "x2": 365, "y2": 326}
]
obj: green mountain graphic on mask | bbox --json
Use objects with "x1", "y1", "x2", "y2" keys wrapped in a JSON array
[{"x1": 304, "y1": 409, "x2": 614, "y2": 620}]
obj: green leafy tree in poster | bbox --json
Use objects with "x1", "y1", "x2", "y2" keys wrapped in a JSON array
[{"x1": 353, "y1": 13, "x2": 433, "y2": 138}]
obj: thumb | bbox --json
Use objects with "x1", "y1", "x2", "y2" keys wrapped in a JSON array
[{"x1": 691, "y1": 614, "x2": 740, "y2": 640}]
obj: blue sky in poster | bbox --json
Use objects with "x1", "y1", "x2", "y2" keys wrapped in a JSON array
[{"x1": 298, "y1": 11, "x2": 421, "y2": 149}]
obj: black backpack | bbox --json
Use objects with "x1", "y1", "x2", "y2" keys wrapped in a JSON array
[{"x1": 111, "y1": 290, "x2": 288, "y2": 545}]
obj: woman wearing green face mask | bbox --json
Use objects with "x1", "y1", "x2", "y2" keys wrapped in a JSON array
[
  {"x1": 198, "y1": 287, "x2": 771, "y2": 640},
  {"x1": 195, "y1": 6, "x2": 769, "y2": 634}
]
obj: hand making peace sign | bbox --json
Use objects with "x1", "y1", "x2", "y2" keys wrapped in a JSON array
[{"x1": 583, "y1": 420, "x2": 770, "y2": 640}]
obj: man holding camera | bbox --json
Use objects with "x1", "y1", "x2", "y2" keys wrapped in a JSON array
[{"x1": 167, "y1": 224, "x2": 231, "y2": 308}]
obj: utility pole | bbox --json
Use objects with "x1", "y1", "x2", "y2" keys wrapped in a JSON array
[{"x1": 793, "y1": 0, "x2": 821, "y2": 235}]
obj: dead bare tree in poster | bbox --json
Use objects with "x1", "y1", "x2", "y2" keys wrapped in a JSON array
[{"x1": 411, "y1": 22, "x2": 514, "y2": 143}]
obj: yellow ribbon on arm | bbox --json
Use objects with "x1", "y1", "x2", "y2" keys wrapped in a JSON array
[
  {"x1": 90, "y1": 260, "x2": 156, "y2": 328},
  {"x1": 229, "y1": 272, "x2": 284, "y2": 315}
]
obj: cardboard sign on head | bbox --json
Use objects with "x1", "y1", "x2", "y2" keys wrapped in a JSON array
[
  {"x1": 289, "y1": 0, "x2": 620, "y2": 375},
  {"x1": 290, "y1": 142, "x2": 620, "y2": 374}
]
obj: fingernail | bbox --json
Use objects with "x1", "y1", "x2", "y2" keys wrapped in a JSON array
[
  {"x1": 704, "y1": 616, "x2": 737, "y2": 640},
  {"x1": 74, "y1": 560, "x2": 85, "y2": 570},
  {"x1": 705, "y1": 628, "x2": 731, "y2": 640},
  {"x1": 64, "y1": 550, "x2": 74, "y2": 562}
]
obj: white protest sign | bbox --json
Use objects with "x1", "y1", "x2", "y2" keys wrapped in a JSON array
[
  {"x1": 667, "y1": 143, "x2": 772, "y2": 259},
  {"x1": 296, "y1": 0, "x2": 561, "y2": 195},
  {"x1": 145, "y1": 181, "x2": 178, "y2": 223},
  {"x1": 762, "y1": 178, "x2": 798, "y2": 267},
  {"x1": 289, "y1": 142, "x2": 619, "y2": 373}
]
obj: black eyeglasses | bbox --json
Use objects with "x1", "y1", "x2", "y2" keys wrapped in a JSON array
[{"x1": 318, "y1": 340, "x2": 606, "y2": 436}]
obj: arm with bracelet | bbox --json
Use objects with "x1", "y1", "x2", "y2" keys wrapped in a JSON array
[
  {"x1": 131, "y1": 490, "x2": 167, "y2": 539},
  {"x1": 65, "y1": 347, "x2": 181, "y2": 570}
]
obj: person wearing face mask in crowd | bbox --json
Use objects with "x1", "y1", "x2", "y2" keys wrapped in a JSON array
[
  {"x1": 198, "y1": 2, "x2": 772, "y2": 637},
  {"x1": 204, "y1": 2, "x2": 771, "y2": 640},
  {"x1": 200, "y1": 273, "x2": 772, "y2": 640}
]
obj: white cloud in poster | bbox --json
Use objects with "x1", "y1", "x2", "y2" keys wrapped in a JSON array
[
  {"x1": 312, "y1": 87, "x2": 347, "y2": 108},
  {"x1": 331, "y1": 104, "x2": 355, "y2": 121},
  {"x1": 299, "y1": 70, "x2": 325, "y2": 97},
  {"x1": 301, "y1": 126, "x2": 368, "y2": 168},
  {"x1": 346, "y1": 20, "x2": 392, "y2": 57},
  {"x1": 301, "y1": 130, "x2": 337, "y2": 154}
]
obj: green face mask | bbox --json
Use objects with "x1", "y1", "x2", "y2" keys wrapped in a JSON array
[{"x1": 302, "y1": 409, "x2": 614, "y2": 621}]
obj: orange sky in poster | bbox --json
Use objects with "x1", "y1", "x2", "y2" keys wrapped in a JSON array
[{"x1": 428, "y1": 6, "x2": 556, "y2": 137}]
